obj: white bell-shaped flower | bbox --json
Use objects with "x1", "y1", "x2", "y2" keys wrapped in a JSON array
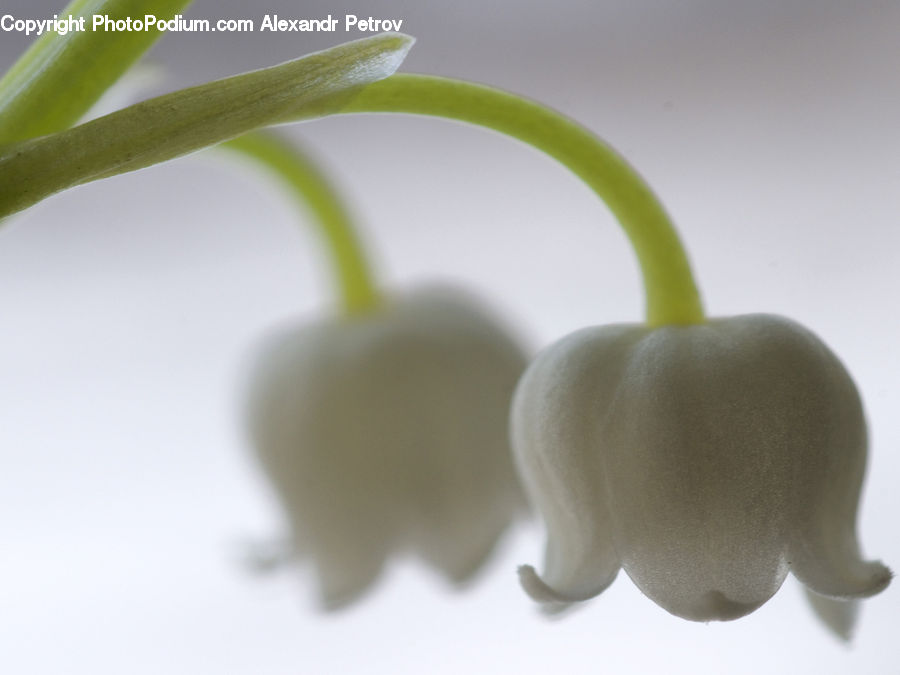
[
  {"x1": 514, "y1": 314, "x2": 890, "y2": 626},
  {"x1": 245, "y1": 286, "x2": 527, "y2": 609}
]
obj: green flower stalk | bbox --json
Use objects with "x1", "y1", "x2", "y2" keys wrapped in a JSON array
[
  {"x1": 220, "y1": 133, "x2": 380, "y2": 315},
  {"x1": 339, "y1": 74, "x2": 704, "y2": 327}
]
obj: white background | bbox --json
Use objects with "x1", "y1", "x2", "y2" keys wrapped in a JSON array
[{"x1": 1, "y1": 1, "x2": 898, "y2": 673}]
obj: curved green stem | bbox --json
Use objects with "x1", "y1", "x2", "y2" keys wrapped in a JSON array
[
  {"x1": 339, "y1": 74, "x2": 704, "y2": 326},
  {"x1": 221, "y1": 132, "x2": 380, "y2": 315}
]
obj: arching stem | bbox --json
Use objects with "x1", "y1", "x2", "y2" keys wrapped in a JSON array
[
  {"x1": 222, "y1": 132, "x2": 381, "y2": 315},
  {"x1": 339, "y1": 74, "x2": 704, "y2": 326}
]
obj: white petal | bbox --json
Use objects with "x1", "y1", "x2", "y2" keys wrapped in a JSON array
[
  {"x1": 792, "y1": 545, "x2": 891, "y2": 600},
  {"x1": 511, "y1": 326, "x2": 632, "y2": 604},
  {"x1": 804, "y1": 588, "x2": 860, "y2": 642},
  {"x1": 788, "y1": 462, "x2": 891, "y2": 600},
  {"x1": 603, "y1": 318, "x2": 799, "y2": 620},
  {"x1": 245, "y1": 318, "x2": 399, "y2": 608},
  {"x1": 771, "y1": 318, "x2": 893, "y2": 599},
  {"x1": 392, "y1": 289, "x2": 529, "y2": 582},
  {"x1": 789, "y1": 500, "x2": 891, "y2": 600},
  {"x1": 312, "y1": 534, "x2": 390, "y2": 610}
]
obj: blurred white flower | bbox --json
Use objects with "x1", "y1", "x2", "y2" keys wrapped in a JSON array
[
  {"x1": 513, "y1": 314, "x2": 890, "y2": 634},
  {"x1": 245, "y1": 286, "x2": 528, "y2": 609}
]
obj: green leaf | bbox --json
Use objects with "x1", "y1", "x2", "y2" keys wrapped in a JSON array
[
  {"x1": 0, "y1": 0, "x2": 193, "y2": 143},
  {"x1": 0, "y1": 33, "x2": 414, "y2": 219}
]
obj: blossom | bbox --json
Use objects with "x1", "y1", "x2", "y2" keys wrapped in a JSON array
[
  {"x1": 244, "y1": 286, "x2": 527, "y2": 609},
  {"x1": 513, "y1": 313, "x2": 890, "y2": 629}
]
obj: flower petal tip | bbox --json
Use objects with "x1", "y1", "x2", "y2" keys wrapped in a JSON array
[
  {"x1": 804, "y1": 589, "x2": 860, "y2": 643},
  {"x1": 861, "y1": 561, "x2": 893, "y2": 598},
  {"x1": 518, "y1": 565, "x2": 572, "y2": 606},
  {"x1": 317, "y1": 575, "x2": 380, "y2": 613},
  {"x1": 663, "y1": 590, "x2": 770, "y2": 623},
  {"x1": 795, "y1": 555, "x2": 892, "y2": 601}
]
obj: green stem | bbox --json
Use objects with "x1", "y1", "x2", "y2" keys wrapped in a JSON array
[
  {"x1": 339, "y1": 74, "x2": 704, "y2": 326},
  {"x1": 0, "y1": 0, "x2": 193, "y2": 143},
  {"x1": 221, "y1": 132, "x2": 380, "y2": 315}
]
